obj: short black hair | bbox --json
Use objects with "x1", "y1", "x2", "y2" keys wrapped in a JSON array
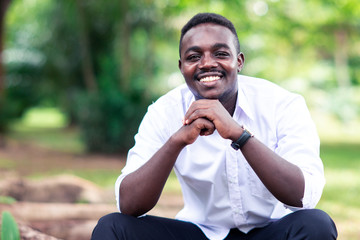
[{"x1": 179, "y1": 13, "x2": 241, "y2": 57}]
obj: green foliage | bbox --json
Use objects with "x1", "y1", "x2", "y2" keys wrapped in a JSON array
[
  {"x1": 0, "y1": 0, "x2": 46, "y2": 134},
  {"x1": 0, "y1": 54, "x2": 41, "y2": 133},
  {"x1": 1, "y1": 211, "x2": 20, "y2": 240},
  {"x1": 2, "y1": 0, "x2": 360, "y2": 152},
  {"x1": 0, "y1": 94, "x2": 32, "y2": 134},
  {"x1": 9, "y1": 125, "x2": 85, "y2": 154},
  {"x1": 0, "y1": 196, "x2": 17, "y2": 205},
  {"x1": 73, "y1": 90, "x2": 149, "y2": 153}
]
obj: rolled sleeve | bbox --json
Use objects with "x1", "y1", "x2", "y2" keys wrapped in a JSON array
[
  {"x1": 115, "y1": 173, "x2": 126, "y2": 211},
  {"x1": 115, "y1": 102, "x2": 175, "y2": 212},
  {"x1": 275, "y1": 95, "x2": 325, "y2": 209},
  {"x1": 301, "y1": 169, "x2": 325, "y2": 208}
]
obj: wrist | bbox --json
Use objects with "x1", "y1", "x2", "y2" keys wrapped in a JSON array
[
  {"x1": 229, "y1": 124, "x2": 245, "y2": 142},
  {"x1": 169, "y1": 131, "x2": 189, "y2": 149},
  {"x1": 231, "y1": 125, "x2": 254, "y2": 150}
]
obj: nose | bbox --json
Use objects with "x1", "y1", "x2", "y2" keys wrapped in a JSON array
[{"x1": 198, "y1": 53, "x2": 217, "y2": 69}]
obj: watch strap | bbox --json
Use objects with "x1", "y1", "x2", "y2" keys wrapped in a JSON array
[{"x1": 231, "y1": 127, "x2": 253, "y2": 150}]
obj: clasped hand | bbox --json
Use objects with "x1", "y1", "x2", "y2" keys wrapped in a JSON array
[{"x1": 175, "y1": 99, "x2": 241, "y2": 146}]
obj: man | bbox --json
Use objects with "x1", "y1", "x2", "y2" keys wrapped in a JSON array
[{"x1": 92, "y1": 13, "x2": 337, "y2": 240}]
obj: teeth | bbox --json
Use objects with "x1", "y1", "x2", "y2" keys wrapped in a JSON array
[{"x1": 199, "y1": 76, "x2": 220, "y2": 82}]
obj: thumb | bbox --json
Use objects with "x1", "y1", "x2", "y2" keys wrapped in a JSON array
[{"x1": 198, "y1": 118, "x2": 215, "y2": 136}]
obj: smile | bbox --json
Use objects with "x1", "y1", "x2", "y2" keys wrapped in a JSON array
[{"x1": 199, "y1": 76, "x2": 221, "y2": 82}]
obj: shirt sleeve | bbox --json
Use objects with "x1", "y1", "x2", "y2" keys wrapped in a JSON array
[
  {"x1": 274, "y1": 94, "x2": 325, "y2": 209},
  {"x1": 115, "y1": 103, "x2": 172, "y2": 211}
]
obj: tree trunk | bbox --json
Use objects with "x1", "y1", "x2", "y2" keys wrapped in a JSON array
[
  {"x1": 118, "y1": 0, "x2": 131, "y2": 91},
  {"x1": 75, "y1": 0, "x2": 97, "y2": 93},
  {"x1": 0, "y1": 0, "x2": 12, "y2": 148},
  {"x1": 0, "y1": 0, "x2": 11, "y2": 99}
]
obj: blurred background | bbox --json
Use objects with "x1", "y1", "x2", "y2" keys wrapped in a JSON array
[{"x1": 0, "y1": 0, "x2": 359, "y2": 239}]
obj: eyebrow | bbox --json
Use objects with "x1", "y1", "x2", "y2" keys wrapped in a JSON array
[
  {"x1": 184, "y1": 46, "x2": 202, "y2": 56},
  {"x1": 183, "y1": 43, "x2": 231, "y2": 56},
  {"x1": 213, "y1": 43, "x2": 231, "y2": 50}
]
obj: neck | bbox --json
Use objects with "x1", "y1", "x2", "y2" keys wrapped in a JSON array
[{"x1": 221, "y1": 91, "x2": 237, "y2": 116}]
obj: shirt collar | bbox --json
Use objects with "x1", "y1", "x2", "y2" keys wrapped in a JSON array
[
  {"x1": 184, "y1": 78, "x2": 255, "y2": 121},
  {"x1": 236, "y1": 78, "x2": 255, "y2": 121}
]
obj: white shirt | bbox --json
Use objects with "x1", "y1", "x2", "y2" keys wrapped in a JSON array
[{"x1": 115, "y1": 75, "x2": 325, "y2": 240}]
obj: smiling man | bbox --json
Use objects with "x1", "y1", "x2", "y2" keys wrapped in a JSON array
[{"x1": 92, "y1": 13, "x2": 337, "y2": 240}]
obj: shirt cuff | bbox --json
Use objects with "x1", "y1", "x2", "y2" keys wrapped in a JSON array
[
  {"x1": 284, "y1": 169, "x2": 324, "y2": 210},
  {"x1": 115, "y1": 174, "x2": 127, "y2": 212}
]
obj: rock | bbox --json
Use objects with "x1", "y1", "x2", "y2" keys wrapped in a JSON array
[
  {"x1": 0, "y1": 175, "x2": 107, "y2": 203},
  {"x1": 0, "y1": 202, "x2": 117, "y2": 222},
  {"x1": 19, "y1": 223, "x2": 61, "y2": 240},
  {"x1": 57, "y1": 220, "x2": 98, "y2": 240},
  {"x1": 1, "y1": 203, "x2": 117, "y2": 239}
]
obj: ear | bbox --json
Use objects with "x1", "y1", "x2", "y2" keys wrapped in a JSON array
[
  {"x1": 178, "y1": 59, "x2": 183, "y2": 73},
  {"x1": 237, "y1": 52, "x2": 245, "y2": 73}
]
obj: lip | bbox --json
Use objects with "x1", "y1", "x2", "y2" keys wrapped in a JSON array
[
  {"x1": 193, "y1": 71, "x2": 224, "y2": 88},
  {"x1": 196, "y1": 71, "x2": 223, "y2": 81},
  {"x1": 199, "y1": 75, "x2": 221, "y2": 85},
  {"x1": 196, "y1": 76, "x2": 221, "y2": 89}
]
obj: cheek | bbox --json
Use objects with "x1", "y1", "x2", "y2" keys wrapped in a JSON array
[
  {"x1": 228, "y1": 64, "x2": 239, "y2": 75},
  {"x1": 183, "y1": 65, "x2": 197, "y2": 76}
]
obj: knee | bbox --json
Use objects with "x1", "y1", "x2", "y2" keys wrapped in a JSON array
[
  {"x1": 292, "y1": 209, "x2": 338, "y2": 239},
  {"x1": 94, "y1": 212, "x2": 137, "y2": 230},
  {"x1": 92, "y1": 212, "x2": 128, "y2": 239},
  {"x1": 96, "y1": 212, "x2": 121, "y2": 228}
]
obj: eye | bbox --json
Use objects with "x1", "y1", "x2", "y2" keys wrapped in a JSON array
[
  {"x1": 186, "y1": 54, "x2": 201, "y2": 62},
  {"x1": 215, "y1": 51, "x2": 230, "y2": 58}
]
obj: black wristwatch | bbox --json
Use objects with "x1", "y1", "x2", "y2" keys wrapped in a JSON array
[{"x1": 231, "y1": 126, "x2": 254, "y2": 150}]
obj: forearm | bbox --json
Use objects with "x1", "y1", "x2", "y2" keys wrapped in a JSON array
[
  {"x1": 182, "y1": 99, "x2": 306, "y2": 207},
  {"x1": 241, "y1": 137, "x2": 305, "y2": 207},
  {"x1": 120, "y1": 117, "x2": 214, "y2": 216},
  {"x1": 120, "y1": 135, "x2": 186, "y2": 216}
]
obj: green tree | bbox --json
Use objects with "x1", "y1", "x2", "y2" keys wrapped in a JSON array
[
  {"x1": 2, "y1": 0, "x2": 359, "y2": 152},
  {"x1": 29, "y1": 0, "x2": 168, "y2": 153}
]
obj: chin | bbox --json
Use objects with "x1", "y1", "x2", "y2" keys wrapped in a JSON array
[{"x1": 195, "y1": 94, "x2": 220, "y2": 100}]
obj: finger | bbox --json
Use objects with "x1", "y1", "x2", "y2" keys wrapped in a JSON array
[
  {"x1": 186, "y1": 108, "x2": 218, "y2": 126},
  {"x1": 195, "y1": 118, "x2": 215, "y2": 136},
  {"x1": 200, "y1": 126, "x2": 215, "y2": 136},
  {"x1": 184, "y1": 100, "x2": 217, "y2": 124},
  {"x1": 185, "y1": 99, "x2": 222, "y2": 125}
]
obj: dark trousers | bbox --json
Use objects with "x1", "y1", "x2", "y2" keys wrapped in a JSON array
[{"x1": 91, "y1": 209, "x2": 337, "y2": 240}]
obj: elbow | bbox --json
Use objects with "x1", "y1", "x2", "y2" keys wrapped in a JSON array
[
  {"x1": 291, "y1": 197, "x2": 303, "y2": 208},
  {"x1": 119, "y1": 194, "x2": 154, "y2": 217},
  {"x1": 279, "y1": 194, "x2": 303, "y2": 209},
  {"x1": 284, "y1": 185, "x2": 305, "y2": 208},
  {"x1": 120, "y1": 207, "x2": 143, "y2": 217},
  {"x1": 120, "y1": 205, "x2": 151, "y2": 217},
  {"x1": 120, "y1": 196, "x2": 142, "y2": 217}
]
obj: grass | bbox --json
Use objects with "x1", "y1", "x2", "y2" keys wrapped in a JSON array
[
  {"x1": 0, "y1": 158, "x2": 17, "y2": 169},
  {"x1": 3, "y1": 107, "x2": 360, "y2": 239},
  {"x1": 317, "y1": 142, "x2": 360, "y2": 240},
  {"x1": 27, "y1": 169, "x2": 122, "y2": 189},
  {"x1": 9, "y1": 107, "x2": 85, "y2": 154}
]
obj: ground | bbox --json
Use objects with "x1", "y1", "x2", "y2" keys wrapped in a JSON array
[
  {"x1": 0, "y1": 139, "x2": 183, "y2": 239},
  {"x1": 2, "y1": 134, "x2": 360, "y2": 239}
]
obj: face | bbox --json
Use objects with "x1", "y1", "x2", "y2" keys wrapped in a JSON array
[{"x1": 179, "y1": 23, "x2": 244, "y2": 104}]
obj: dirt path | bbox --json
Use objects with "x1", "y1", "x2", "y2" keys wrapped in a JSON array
[{"x1": 0, "y1": 139, "x2": 126, "y2": 176}]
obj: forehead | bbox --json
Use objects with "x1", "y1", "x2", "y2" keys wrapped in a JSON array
[{"x1": 181, "y1": 23, "x2": 236, "y2": 53}]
